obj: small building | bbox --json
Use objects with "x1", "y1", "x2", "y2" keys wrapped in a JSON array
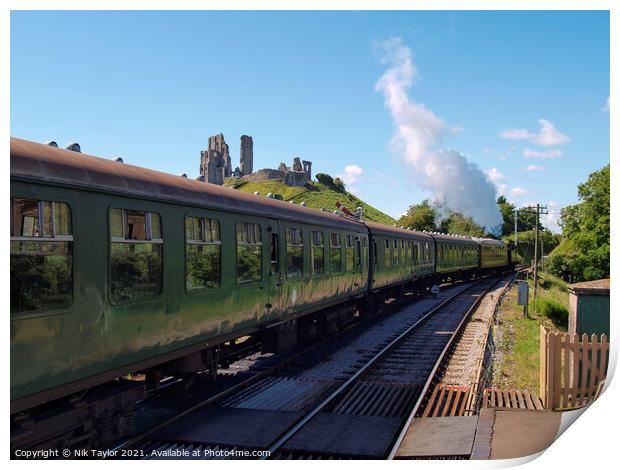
[{"x1": 568, "y1": 278, "x2": 610, "y2": 337}]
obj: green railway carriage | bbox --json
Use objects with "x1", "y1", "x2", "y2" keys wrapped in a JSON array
[
  {"x1": 10, "y1": 138, "x2": 369, "y2": 413},
  {"x1": 473, "y1": 237, "x2": 510, "y2": 269},
  {"x1": 364, "y1": 222, "x2": 434, "y2": 290},
  {"x1": 430, "y1": 232, "x2": 479, "y2": 275}
]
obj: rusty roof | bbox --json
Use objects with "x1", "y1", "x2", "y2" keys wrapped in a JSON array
[
  {"x1": 429, "y1": 232, "x2": 479, "y2": 246},
  {"x1": 10, "y1": 137, "x2": 366, "y2": 231},
  {"x1": 568, "y1": 278, "x2": 610, "y2": 295},
  {"x1": 471, "y1": 237, "x2": 506, "y2": 246},
  {"x1": 363, "y1": 221, "x2": 434, "y2": 241}
]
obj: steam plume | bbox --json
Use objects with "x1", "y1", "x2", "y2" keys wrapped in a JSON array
[{"x1": 375, "y1": 38, "x2": 502, "y2": 231}]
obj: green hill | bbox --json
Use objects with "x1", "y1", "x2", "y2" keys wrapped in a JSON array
[{"x1": 223, "y1": 178, "x2": 396, "y2": 225}]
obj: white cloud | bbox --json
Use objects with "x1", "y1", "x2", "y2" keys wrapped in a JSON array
[
  {"x1": 338, "y1": 164, "x2": 364, "y2": 194},
  {"x1": 486, "y1": 167, "x2": 508, "y2": 196},
  {"x1": 523, "y1": 148, "x2": 563, "y2": 159},
  {"x1": 510, "y1": 187, "x2": 530, "y2": 197},
  {"x1": 375, "y1": 37, "x2": 502, "y2": 230},
  {"x1": 500, "y1": 119, "x2": 570, "y2": 146},
  {"x1": 602, "y1": 96, "x2": 610, "y2": 112},
  {"x1": 525, "y1": 165, "x2": 545, "y2": 172},
  {"x1": 450, "y1": 125, "x2": 464, "y2": 135},
  {"x1": 500, "y1": 128, "x2": 535, "y2": 141},
  {"x1": 340, "y1": 164, "x2": 363, "y2": 185}
]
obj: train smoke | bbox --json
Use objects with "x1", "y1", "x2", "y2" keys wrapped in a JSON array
[{"x1": 375, "y1": 38, "x2": 502, "y2": 231}]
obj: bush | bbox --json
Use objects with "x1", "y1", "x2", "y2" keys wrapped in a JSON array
[
  {"x1": 333, "y1": 177, "x2": 345, "y2": 191},
  {"x1": 316, "y1": 173, "x2": 334, "y2": 186},
  {"x1": 538, "y1": 299, "x2": 569, "y2": 329}
]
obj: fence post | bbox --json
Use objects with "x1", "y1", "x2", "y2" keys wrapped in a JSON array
[
  {"x1": 552, "y1": 332, "x2": 562, "y2": 408},
  {"x1": 539, "y1": 325, "x2": 548, "y2": 408}
]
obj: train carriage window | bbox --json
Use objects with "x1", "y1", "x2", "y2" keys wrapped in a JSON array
[
  {"x1": 236, "y1": 222, "x2": 262, "y2": 283},
  {"x1": 330, "y1": 232, "x2": 342, "y2": 273},
  {"x1": 11, "y1": 198, "x2": 73, "y2": 314},
  {"x1": 384, "y1": 238, "x2": 391, "y2": 268},
  {"x1": 185, "y1": 216, "x2": 221, "y2": 290},
  {"x1": 286, "y1": 227, "x2": 304, "y2": 278},
  {"x1": 413, "y1": 242, "x2": 418, "y2": 265},
  {"x1": 109, "y1": 208, "x2": 163, "y2": 304},
  {"x1": 311, "y1": 230, "x2": 325, "y2": 276},
  {"x1": 345, "y1": 234, "x2": 355, "y2": 272}
]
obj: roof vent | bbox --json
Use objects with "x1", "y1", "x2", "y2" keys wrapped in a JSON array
[
  {"x1": 320, "y1": 207, "x2": 325, "y2": 211},
  {"x1": 45, "y1": 140, "x2": 58, "y2": 147},
  {"x1": 266, "y1": 192, "x2": 274, "y2": 199},
  {"x1": 115, "y1": 157, "x2": 124, "y2": 163},
  {"x1": 300, "y1": 201, "x2": 307, "y2": 207},
  {"x1": 197, "y1": 175, "x2": 205, "y2": 182},
  {"x1": 66, "y1": 142, "x2": 81, "y2": 152},
  {"x1": 254, "y1": 191, "x2": 260, "y2": 196},
  {"x1": 180, "y1": 173, "x2": 187, "y2": 178}
]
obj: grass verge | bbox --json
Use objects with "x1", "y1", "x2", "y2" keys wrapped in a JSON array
[{"x1": 491, "y1": 272, "x2": 569, "y2": 390}]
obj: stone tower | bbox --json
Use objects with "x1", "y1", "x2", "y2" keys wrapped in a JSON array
[
  {"x1": 208, "y1": 133, "x2": 232, "y2": 178},
  {"x1": 199, "y1": 149, "x2": 224, "y2": 185},
  {"x1": 240, "y1": 135, "x2": 254, "y2": 176}
]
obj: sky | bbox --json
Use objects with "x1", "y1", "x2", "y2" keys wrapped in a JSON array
[{"x1": 10, "y1": 11, "x2": 610, "y2": 232}]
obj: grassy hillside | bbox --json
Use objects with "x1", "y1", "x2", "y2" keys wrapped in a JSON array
[{"x1": 224, "y1": 178, "x2": 396, "y2": 225}]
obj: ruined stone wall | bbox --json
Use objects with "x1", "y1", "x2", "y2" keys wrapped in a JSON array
[{"x1": 242, "y1": 168, "x2": 285, "y2": 182}]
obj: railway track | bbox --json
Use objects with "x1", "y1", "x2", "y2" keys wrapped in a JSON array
[{"x1": 115, "y1": 274, "x2": 506, "y2": 460}]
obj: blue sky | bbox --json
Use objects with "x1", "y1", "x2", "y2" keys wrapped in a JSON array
[{"x1": 10, "y1": 11, "x2": 609, "y2": 231}]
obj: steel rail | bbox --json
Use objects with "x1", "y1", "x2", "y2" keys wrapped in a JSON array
[
  {"x1": 113, "y1": 277, "x2": 467, "y2": 453},
  {"x1": 263, "y1": 277, "x2": 491, "y2": 459},
  {"x1": 386, "y1": 274, "x2": 511, "y2": 460}
]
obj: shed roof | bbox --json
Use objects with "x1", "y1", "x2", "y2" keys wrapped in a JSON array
[{"x1": 568, "y1": 278, "x2": 610, "y2": 296}]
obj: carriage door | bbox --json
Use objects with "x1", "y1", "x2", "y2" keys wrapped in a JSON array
[
  {"x1": 354, "y1": 235, "x2": 363, "y2": 291},
  {"x1": 267, "y1": 219, "x2": 284, "y2": 317}
]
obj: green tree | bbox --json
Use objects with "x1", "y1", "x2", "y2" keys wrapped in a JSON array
[
  {"x1": 315, "y1": 173, "x2": 334, "y2": 186},
  {"x1": 548, "y1": 164, "x2": 610, "y2": 282},
  {"x1": 438, "y1": 212, "x2": 486, "y2": 237},
  {"x1": 497, "y1": 195, "x2": 539, "y2": 237},
  {"x1": 497, "y1": 196, "x2": 516, "y2": 236},
  {"x1": 398, "y1": 200, "x2": 437, "y2": 232},
  {"x1": 333, "y1": 177, "x2": 346, "y2": 192},
  {"x1": 504, "y1": 229, "x2": 560, "y2": 265}
]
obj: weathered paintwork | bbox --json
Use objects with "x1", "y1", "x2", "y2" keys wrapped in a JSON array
[{"x1": 10, "y1": 179, "x2": 369, "y2": 405}]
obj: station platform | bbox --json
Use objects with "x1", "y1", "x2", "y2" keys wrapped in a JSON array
[{"x1": 394, "y1": 407, "x2": 562, "y2": 460}]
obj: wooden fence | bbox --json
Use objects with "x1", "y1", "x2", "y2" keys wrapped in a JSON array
[{"x1": 539, "y1": 325, "x2": 609, "y2": 410}]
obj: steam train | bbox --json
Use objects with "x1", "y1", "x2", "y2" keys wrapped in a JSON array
[{"x1": 10, "y1": 137, "x2": 513, "y2": 450}]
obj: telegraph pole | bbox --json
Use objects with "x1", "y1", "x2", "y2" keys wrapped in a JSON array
[
  {"x1": 526, "y1": 203, "x2": 548, "y2": 314},
  {"x1": 533, "y1": 204, "x2": 539, "y2": 308},
  {"x1": 514, "y1": 208, "x2": 518, "y2": 246}
]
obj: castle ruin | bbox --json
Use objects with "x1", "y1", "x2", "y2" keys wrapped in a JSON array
[{"x1": 200, "y1": 132, "x2": 312, "y2": 188}]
